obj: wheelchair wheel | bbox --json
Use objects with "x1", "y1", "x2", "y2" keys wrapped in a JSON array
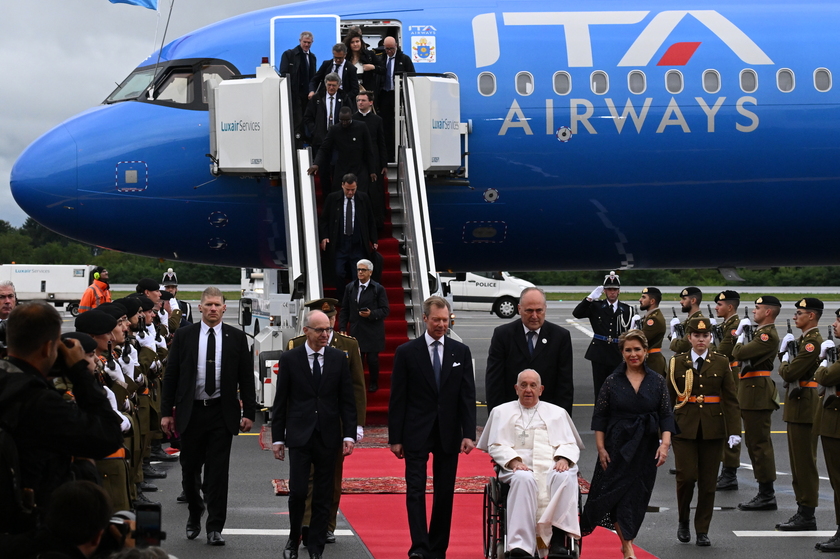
[{"x1": 483, "y1": 478, "x2": 505, "y2": 559}]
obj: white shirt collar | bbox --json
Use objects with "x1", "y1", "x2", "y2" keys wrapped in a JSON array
[
  {"x1": 690, "y1": 350, "x2": 708, "y2": 363},
  {"x1": 424, "y1": 331, "x2": 444, "y2": 347}
]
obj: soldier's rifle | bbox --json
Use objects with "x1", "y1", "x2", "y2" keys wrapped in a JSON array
[
  {"x1": 787, "y1": 319, "x2": 799, "y2": 358},
  {"x1": 708, "y1": 304, "x2": 723, "y2": 345},
  {"x1": 672, "y1": 308, "x2": 685, "y2": 339}
]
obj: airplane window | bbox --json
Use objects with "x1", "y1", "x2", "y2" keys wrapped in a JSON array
[
  {"x1": 777, "y1": 68, "x2": 795, "y2": 92},
  {"x1": 703, "y1": 70, "x2": 721, "y2": 94},
  {"x1": 478, "y1": 72, "x2": 496, "y2": 96},
  {"x1": 665, "y1": 70, "x2": 683, "y2": 94},
  {"x1": 815, "y1": 68, "x2": 832, "y2": 92},
  {"x1": 515, "y1": 72, "x2": 534, "y2": 96},
  {"x1": 201, "y1": 64, "x2": 236, "y2": 103},
  {"x1": 590, "y1": 71, "x2": 609, "y2": 95},
  {"x1": 106, "y1": 67, "x2": 157, "y2": 103},
  {"x1": 628, "y1": 70, "x2": 646, "y2": 94},
  {"x1": 553, "y1": 72, "x2": 571, "y2": 95},
  {"x1": 740, "y1": 69, "x2": 758, "y2": 93},
  {"x1": 154, "y1": 71, "x2": 194, "y2": 104}
]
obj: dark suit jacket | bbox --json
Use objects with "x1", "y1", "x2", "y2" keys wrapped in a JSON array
[
  {"x1": 313, "y1": 121, "x2": 375, "y2": 191},
  {"x1": 353, "y1": 111, "x2": 387, "y2": 172},
  {"x1": 303, "y1": 90, "x2": 349, "y2": 149},
  {"x1": 319, "y1": 190, "x2": 377, "y2": 258},
  {"x1": 279, "y1": 45, "x2": 316, "y2": 98},
  {"x1": 309, "y1": 60, "x2": 359, "y2": 107},
  {"x1": 374, "y1": 48, "x2": 415, "y2": 92},
  {"x1": 485, "y1": 320, "x2": 574, "y2": 415},
  {"x1": 572, "y1": 298, "x2": 633, "y2": 367},
  {"x1": 271, "y1": 344, "x2": 356, "y2": 447},
  {"x1": 161, "y1": 322, "x2": 257, "y2": 436},
  {"x1": 388, "y1": 336, "x2": 476, "y2": 453},
  {"x1": 339, "y1": 279, "x2": 390, "y2": 353}
]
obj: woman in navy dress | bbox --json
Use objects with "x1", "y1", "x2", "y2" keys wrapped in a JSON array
[{"x1": 581, "y1": 330, "x2": 675, "y2": 559}]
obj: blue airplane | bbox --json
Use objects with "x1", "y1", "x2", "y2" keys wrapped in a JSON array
[{"x1": 11, "y1": 0, "x2": 839, "y2": 272}]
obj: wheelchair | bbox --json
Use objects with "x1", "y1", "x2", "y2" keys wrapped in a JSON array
[{"x1": 483, "y1": 467, "x2": 581, "y2": 559}]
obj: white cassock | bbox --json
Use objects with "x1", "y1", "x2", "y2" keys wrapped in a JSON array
[{"x1": 477, "y1": 401, "x2": 584, "y2": 554}]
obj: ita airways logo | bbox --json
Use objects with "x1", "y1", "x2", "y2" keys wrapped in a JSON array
[{"x1": 412, "y1": 36, "x2": 436, "y2": 63}]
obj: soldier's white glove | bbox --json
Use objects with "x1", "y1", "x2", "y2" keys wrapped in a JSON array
[
  {"x1": 779, "y1": 333, "x2": 796, "y2": 353},
  {"x1": 356, "y1": 426, "x2": 364, "y2": 442},
  {"x1": 104, "y1": 360, "x2": 125, "y2": 385},
  {"x1": 630, "y1": 314, "x2": 641, "y2": 330},
  {"x1": 104, "y1": 386, "x2": 119, "y2": 412},
  {"x1": 159, "y1": 308, "x2": 168, "y2": 323},
  {"x1": 727, "y1": 435, "x2": 742, "y2": 449},
  {"x1": 735, "y1": 318, "x2": 753, "y2": 336},
  {"x1": 156, "y1": 336, "x2": 167, "y2": 351},
  {"x1": 781, "y1": 352, "x2": 791, "y2": 363},
  {"x1": 736, "y1": 333, "x2": 746, "y2": 345},
  {"x1": 820, "y1": 359, "x2": 829, "y2": 369},
  {"x1": 137, "y1": 332, "x2": 157, "y2": 351},
  {"x1": 588, "y1": 286, "x2": 604, "y2": 300},
  {"x1": 116, "y1": 411, "x2": 132, "y2": 433},
  {"x1": 820, "y1": 340, "x2": 836, "y2": 359},
  {"x1": 709, "y1": 317, "x2": 718, "y2": 327},
  {"x1": 670, "y1": 317, "x2": 681, "y2": 338}
]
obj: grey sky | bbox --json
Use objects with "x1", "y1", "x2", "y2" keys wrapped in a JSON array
[{"x1": 1, "y1": 0, "x2": 294, "y2": 227}]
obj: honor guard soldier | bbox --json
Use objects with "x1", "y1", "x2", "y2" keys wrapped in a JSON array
[
  {"x1": 163, "y1": 268, "x2": 192, "y2": 326},
  {"x1": 814, "y1": 308, "x2": 840, "y2": 551},
  {"x1": 776, "y1": 297, "x2": 824, "y2": 531},
  {"x1": 730, "y1": 296, "x2": 782, "y2": 511},
  {"x1": 573, "y1": 271, "x2": 633, "y2": 398},
  {"x1": 160, "y1": 290, "x2": 182, "y2": 336},
  {"x1": 713, "y1": 291, "x2": 743, "y2": 491},
  {"x1": 287, "y1": 298, "x2": 367, "y2": 545},
  {"x1": 670, "y1": 287, "x2": 705, "y2": 354},
  {"x1": 668, "y1": 317, "x2": 740, "y2": 547},
  {"x1": 636, "y1": 287, "x2": 667, "y2": 375}
]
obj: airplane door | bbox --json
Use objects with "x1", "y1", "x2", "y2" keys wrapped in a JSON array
[{"x1": 270, "y1": 15, "x2": 341, "y2": 73}]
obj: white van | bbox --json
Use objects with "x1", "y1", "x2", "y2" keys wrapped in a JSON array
[{"x1": 439, "y1": 272, "x2": 535, "y2": 318}]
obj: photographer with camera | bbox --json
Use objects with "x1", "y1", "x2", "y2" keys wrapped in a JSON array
[{"x1": 0, "y1": 302, "x2": 123, "y2": 534}]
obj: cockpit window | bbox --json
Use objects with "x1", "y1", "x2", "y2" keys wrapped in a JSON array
[
  {"x1": 201, "y1": 64, "x2": 237, "y2": 103},
  {"x1": 153, "y1": 71, "x2": 195, "y2": 104},
  {"x1": 106, "y1": 67, "x2": 157, "y2": 103}
]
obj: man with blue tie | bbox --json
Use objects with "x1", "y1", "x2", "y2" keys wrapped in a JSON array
[
  {"x1": 280, "y1": 31, "x2": 317, "y2": 148},
  {"x1": 389, "y1": 296, "x2": 477, "y2": 559},
  {"x1": 273, "y1": 310, "x2": 357, "y2": 559}
]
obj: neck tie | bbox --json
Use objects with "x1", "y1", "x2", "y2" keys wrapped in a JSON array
[
  {"x1": 358, "y1": 284, "x2": 366, "y2": 302},
  {"x1": 432, "y1": 341, "x2": 441, "y2": 388},
  {"x1": 526, "y1": 330, "x2": 536, "y2": 356},
  {"x1": 329, "y1": 96, "x2": 334, "y2": 127},
  {"x1": 695, "y1": 357, "x2": 704, "y2": 373},
  {"x1": 344, "y1": 197, "x2": 353, "y2": 235},
  {"x1": 386, "y1": 57, "x2": 394, "y2": 91},
  {"x1": 304, "y1": 52, "x2": 309, "y2": 72},
  {"x1": 205, "y1": 328, "x2": 216, "y2": 397},
  {"x1": 312, "y1": 352, "x2": 322, "y2": 388}
]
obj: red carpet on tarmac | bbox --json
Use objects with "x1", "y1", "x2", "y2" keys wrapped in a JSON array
[{"x1": 339, "y1": 448, "x2": 659, "y2": 559}]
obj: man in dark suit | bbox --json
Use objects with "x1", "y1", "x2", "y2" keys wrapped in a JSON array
[
  {"x1": 389, "y1": 296, "x2": 477, "y2": 559},
  {"x1": 309, "y1": 107, "x2": 377, "y2": 194},
  {"x1": 339, "y1": 258, "x2": 390, "y2": 392},
  {"x1": 318, "y1": 174, "x2": 378, "y2": 303},
  {"x1": 303, "y1": 74, "x2": 346, "y2": 193},
  {"x1": 354, "y1": 91, "x2": 388, "y2": 228},
  {"x1": 572, "y1": 271, "x2": 633, "y2": 398},
  {"x1": 378, "y1": 36, "x2": 415, "y2": 162},
  {"x1": 272, "y1": 310, "x2": 357, "y2": 559},
  {"x1": 280, "y1": 31, "x2": 317, "y2": 148},
  {"x1": 485, "y1": 287, "x2": 574, "y2": 415},
  {"x1": 161, "y1": 287, "x2": 257, "y2": 546},
  {"x1": 309, "y1": 43, "x2": 359, "y2": 109}
]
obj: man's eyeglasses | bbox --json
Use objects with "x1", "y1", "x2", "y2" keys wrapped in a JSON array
[
  {"x1": 307, "y1": 327, "x2": 333, "y2": 334},
  {"x1": 357, "y1": 268, "x2": 371, "y2": 272}
]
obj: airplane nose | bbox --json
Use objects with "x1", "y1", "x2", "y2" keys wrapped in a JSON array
[{"x1": 10, "y1": 124, "x2": 78, "y2": 232}]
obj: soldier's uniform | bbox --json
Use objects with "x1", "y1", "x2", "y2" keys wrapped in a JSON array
[
  {"x1": 815, "y1": 309, "x2": 840, "y2": 551},
  {"x1": 639, "y1": 287, "x2": 667, "y2": 376},
  {"x1": 712, "y1": 291, "x2": 744, "y2": 490},
  {"x1": 670, "y1": 287, "x2": 706, "y2": 354},
  {"x1": 290, "y1": 298, "x2": 367, "y2": 540},
  {"x1": 732, "y1": 296, "x2": 782, "y2": 511},
  {"x1": 776, "y1": 297, "x2": 823, "y2": 531},
  {"x1": 668, "y1": 317, "x2": 739, "y2": 546}
]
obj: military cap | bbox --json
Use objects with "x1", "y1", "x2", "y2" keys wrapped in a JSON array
[
  {"x1": 304, "y1": 298, "x2": 340, "y2": 318},
  {"x1": 75, "y1": 310, "x2": 117, "y2": 336},
  {"x1": 125, "y1": 294, "x2": 154, "y2": 311},
  {"x1": 686, "y1": 316, "x2": 713, "y2": 334},
  {"x1": 162, "y1": 268, "x2": 178, "y2": 286},
  {"x1": 114, "y1": 297, "x2": 142, "y2": 317},
  {"x1": 796, "y1": 297, "x2": 824, "y2": 312},
  {"x1": 714, "y1": 290, "x2": 740, "y2": 303},
  {"x1": 159, "y1": 291, "x2": 174, "y2": 301},
  {"x1": 61, "y1": 332, "x2": 97, "y2": 353},
  {"x1": 680, "y1": 286, "x2": 702, "y2": 298},
  {"x1": 755, "y1": 295, "x2": 781, "y2": 308},
  {"x1": 135, "y1": 278, "x2": 160, "y2": 293},
  {"x1": 642, "y1": 287, "x2": 661, "y2": 298},
  {"x1": 602, "y1": 271, "x2": 620, "y2": 288},
  {"x1": 96, "y1": 302, "x2": 128, "y2": 320},
  {"x1": 835, "y1": 308, "x2": 840, "y2": 318}
]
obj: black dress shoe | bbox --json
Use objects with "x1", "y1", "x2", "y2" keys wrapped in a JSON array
[
  {"x1": 669, "y1": 468, "x2": 677, "y2": 475},
  {"x1": 150, "y1": 448, "x2": 179, "y2": 462},
  {"x1": 143, "y1": 465, "x2": 167, "y2": 479},
  {"x1": 308, "y1": 553, "x2": 322, "y2": 559},
  {"x1": 408, "y1": 553, "x2": 424, "y2": 559},
  {"x1": 186, "y1": 516, "x2": 201, "y2": 540},
  {"x1": 134, "y1": 491, "x2": 159, "y2": 505},
  {"x1": 696, "y1": 533, "x2": 711, "y2": 546},
  {"x1": 368, "y1": 381, "x2": 378, "y2": 392},
  {"x1": 325, "y1": 530, "x2": 336, "y2": 544},
  {"x1": 716, "y1": 467, "x2": 738, "y2": 491},
  {"x1": 507, "y1": 548, "x2": 533, "y2": 558},
  {"x1": 177, "y1": 491, "x2": 188, "y2": 503},
  {"x1": 817, "y1": 537, "x2": 840, "y2": 551},
  {"x1": 283, "y1": 539, "x2": 299, "y2": 559},
  {"x1": 139, "y1": 480, "x2": 158, "y2": 492},
  {"x1": 677, "y1": 521, "x2": 690, "y2": 543},
  {"x1": 207, "y1": 531, "x2": 225, "y2": 546}
]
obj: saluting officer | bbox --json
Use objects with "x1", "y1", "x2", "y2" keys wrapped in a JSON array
[
  {"x1": 713, "y1": 291, "x2": 743, "y2": 491},
  {"x1": 670, "y1": 287, "x2": 706, "y2": 354},
  {"x1": 572, "y1": 271, "x2": 633, "y2": 398},
  {"x1": 288, "y1": 298, "x2": 367, "y2": 545},
  {"x1": 668, "y1": 317, "x2": 740, "y2": 547},
  {"x1": 731, "y1": 296, "x2": 782, "y2": 511},
  {"x1": 637, "y1": 287, "x2": 666, "y2": 375},
  {"x1": 814, "y1": 308, "x2": 840, "y2": 551},
  {"x1": 776, "y1": 297, "x2": 824, "y2": 531}
]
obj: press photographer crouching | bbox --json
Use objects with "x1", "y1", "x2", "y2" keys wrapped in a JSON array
[{"x1": 0, "y1": 302, "x2": 123, "y2": 538}]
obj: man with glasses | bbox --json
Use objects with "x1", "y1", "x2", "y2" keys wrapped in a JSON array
[
  {"x1": 339, "y1": 259, "x2": 390, "y2": 392},
  {"x1": 309, "y1": 43, "x2": 359, "y2": 108},
  {"x1": 377, "y1": 36, "x2": 414, "y2": 162},
  {"x1": 486, "y1": 287, "x2": 574, "y2": 416}
]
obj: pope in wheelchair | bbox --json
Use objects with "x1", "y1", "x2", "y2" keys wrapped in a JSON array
[{"x1": 478, "y1": 369, "x2": 584, "y2": 558}]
